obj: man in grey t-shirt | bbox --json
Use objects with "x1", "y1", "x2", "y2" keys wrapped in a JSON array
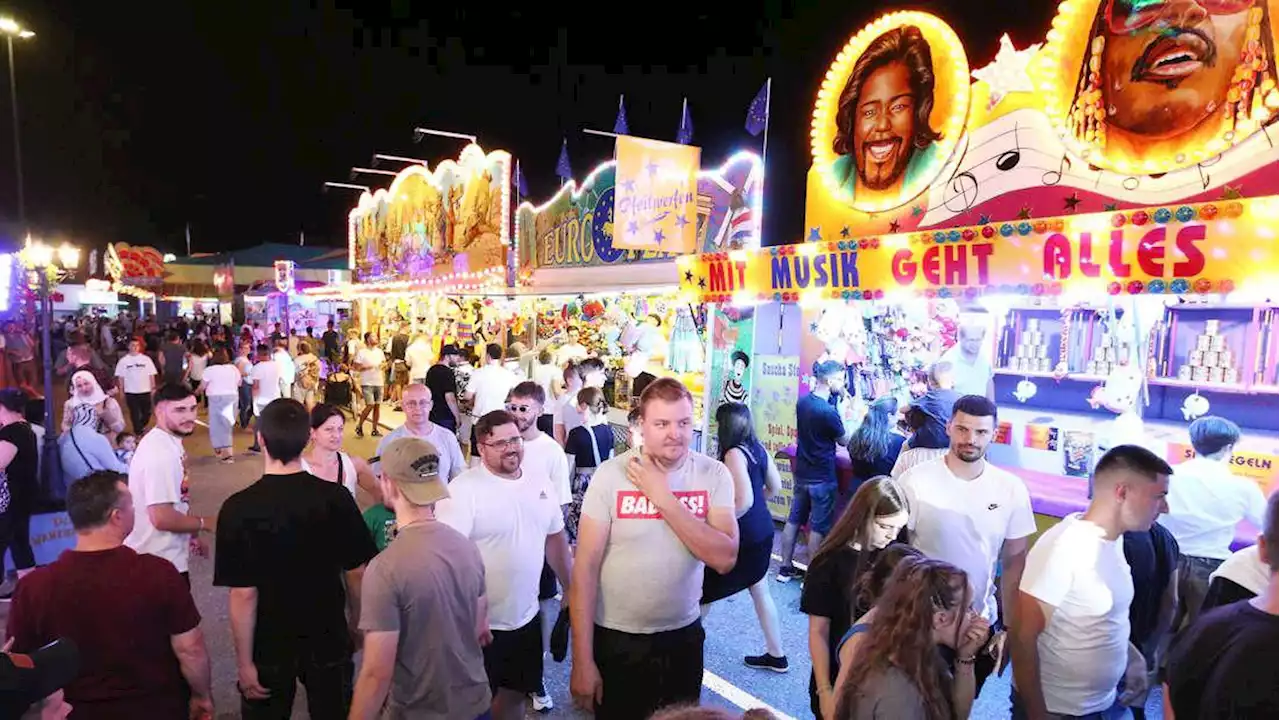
[
  {"x1": 569, "y1": 378, "x2": 738, "y2": 720},
  {"x1": 350, "y1": 437, "x2": 491, "y2": 720}
]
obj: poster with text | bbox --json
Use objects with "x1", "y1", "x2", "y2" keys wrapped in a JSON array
[
  {"x1": 752, "y1": 354, "x2": 801, "y2": 521},
  {"x1": 1167, "y1": 442, "x2": 1279, "y2": 495},
  {"x1": 614, "y1": 136, "x2": 700, "y2": 253}
]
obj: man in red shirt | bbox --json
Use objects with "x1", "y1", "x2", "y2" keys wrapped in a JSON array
[{"x1": 5, "y1": 470, "x2": 214, "y2": 719}]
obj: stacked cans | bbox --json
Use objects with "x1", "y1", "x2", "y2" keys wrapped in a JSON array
[
  {"x1": 1010, "y1": 318, "x2": 1053, "y2": 372},
  {"x1": 1178, "y1": 320, "x2": 1237, "y2": 383},
  {"x1": 1085, "y1": 332, "x2": 1131, "y2": 376}
]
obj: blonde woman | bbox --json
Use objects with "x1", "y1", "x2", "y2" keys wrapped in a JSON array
[{"x1": 563, "y1": 386, "x2": 614, "y2": 541}]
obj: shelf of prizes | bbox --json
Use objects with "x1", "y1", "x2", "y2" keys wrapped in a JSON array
[{"x1": 679, "y1": 198, "x2": 1280, "y2": 535}]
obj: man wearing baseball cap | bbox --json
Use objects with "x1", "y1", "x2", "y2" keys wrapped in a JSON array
[
  {"x1": 0, "y1": 638, "x2": 79, "y2": 719},
  {"x1": 350, "y1": 437, "x2": 491, "y2": 720},
  {"x1": 425, "y1": 344, "x2": 464, "y2": 433}
]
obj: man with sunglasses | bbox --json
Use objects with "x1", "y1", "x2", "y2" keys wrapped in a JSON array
[
  {"x1": 505, "y1": 381, "x2": 572, "y2": 712},
  {"x1": 375, "y1": 384, "x2": 466, "y2": 484},
  {"x1": 436, "y1": 410, "x2": 574, "y2": 720}
]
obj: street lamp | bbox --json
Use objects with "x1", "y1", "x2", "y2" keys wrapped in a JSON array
[
  {"x1": 20, "y1": 237, "x2": 79, "y2": 496},
  {"x1": 0, "y1": 16, "x2": 33, "y2": 225}
]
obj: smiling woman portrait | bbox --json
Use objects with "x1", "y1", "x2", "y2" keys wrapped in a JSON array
[{"x1": 1065, "y1": 0, "x2": 1277, "y2": 167}]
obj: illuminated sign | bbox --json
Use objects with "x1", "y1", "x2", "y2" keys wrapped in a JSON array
[
  {"x1": 106, "y1": 243, "x2": 166, "y2": 287},
  {"x1": 516, "y1": 152, "x2": 763, "y2": 272},
  {"x1": 681, "y1": 197, "x2": 1278, "y2": 302},
  {"x1": 274, "y1": 260, "x2": 295, "y2": 293},
  {"x1": 348, "y1": 143, "x2": 511, "y2": 285},
  {"x1": 613, "y1": 136, "x2": 700, "y2": 253}
]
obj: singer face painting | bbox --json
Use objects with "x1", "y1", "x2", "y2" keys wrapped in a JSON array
[{"x1": 831, "y1": 25, "x2": 942, "y2": 208}]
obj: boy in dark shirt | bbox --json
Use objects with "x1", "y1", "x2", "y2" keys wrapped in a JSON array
[{"x1": 905, "y1": 361, "x2": 959, "y2": 450}]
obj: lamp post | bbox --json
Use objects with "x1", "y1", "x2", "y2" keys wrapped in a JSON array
[
  {"x1": 21, "y1": 237, "x2": 80, "y2": 496},
  {"x1": 0, "y1": 16, "x2": 34, "y2": 225}
]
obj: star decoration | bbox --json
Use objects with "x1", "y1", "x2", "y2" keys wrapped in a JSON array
[
  {"x1": 1103, "y1": 202, "x2": 1119, "y2": 211},
  {"x1": 626, "y1": 221, "x2": 639, "y2": 235},
  {"x1": 978, "y1": 213, "x2": 992, "y2": 225},
  {"x1": 971, "y1": 34, "x2": 1042, "y2": 109},
  {"x1": 808, "y1": 227, "x2": 821, "y2": 241},
  {"x1": 888, "y1": 219, "x2": 901, "y2": 233},
  {"x1": 1220, "y1": 185, "x2": 1242, "y2": 200},
  {"x1": 674, "y1": 215, "x2": 689, "y2": 228},
  {"x1": 809, "y1": 322, "x2": 819, "y2": 333},
  {"x1": 1016, "y1": 206, "x2": 1033, "y2": 220},
  {"x1": 840, "y1": 226, "x2": 851, "y2": 238},
  {"x1": 697, "y1": 277, "x2": 707, "y2": 289},
  {"x1": 646, "y1": 161, "x2": 660, "y2": 176},
  {"x1": 910, "y1": 205, "x2": 924, "y2": 217},
  {"x1": 1063, "y1": 192, "x2": 1082, "y2": 211},
  {"x1": 654, "y1": 229, "x2": 666, "y2": 246},
  {"x1": 622, "y1": 179, "x2": 636, "y2": 193},
  {"x1": 684, "y1": 270, "x2": 693, "y2": 282}
]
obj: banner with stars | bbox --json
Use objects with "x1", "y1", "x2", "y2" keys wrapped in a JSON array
[{"x1": 614, "y1": 136, "x2": 701, "y2": 254}]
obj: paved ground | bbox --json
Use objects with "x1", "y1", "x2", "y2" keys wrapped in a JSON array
[{"x1": 4, "y1": 404, "x2": 1166, "y2": 719}]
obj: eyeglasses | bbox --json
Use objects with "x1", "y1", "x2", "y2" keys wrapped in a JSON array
[
  {"x1": 482, "y1": 436, "x2": 524, "y2": 449},
  {"x1": 505, "y1": 403, "x2": 537, "y2": 413},
  {"x1": 402, "y1": 400, "x2": 430, "y2": 408},
  {"x1": 1104, "y1": 0, "x2": 1252, "y2": 34}
]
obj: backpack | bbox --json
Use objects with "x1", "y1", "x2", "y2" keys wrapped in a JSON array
[{"x1": 300, "y1": 358, "x2": 320, "y2": 390}]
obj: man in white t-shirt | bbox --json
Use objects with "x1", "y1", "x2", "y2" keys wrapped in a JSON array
[
  {"x1": 465, "y1": 343, "x2": 519, "y2": 458},
  {"x1": 941, "y1": 321, "x2": 994, "y2": 399},
  {"x1": 899, "y1": 393, "x2": 1035, "y2": 693},
  {"x1": 1010, "y1": 445, "x2": 1173, "y2": 720},
  {"x1": 555, "y1": 327, "x2": 589, "y2": 367},
  {"x1": 436, "y1": 410, "x2": 573, "y2": 720},
  {"x1": 374, "y1": 384, "x2": 466, "y2": 484},
  {"x1": 405, "y1": 334, "x2": 434, "y2": 385},
  {"x1": 354, "y1": 332, "x2": 387, "y2": 439},
  {"x1": 1158, "y1": 415, "x2": 1268, "y2": 629},
  {"x1": 115, "y1": 337, "x2": 159, "y2": 434},
  {"x1": 247, "y1": 345, "x2": 281, "y2": 454},
  {"x1": 570, "y1": 378, "x2": 738, "y2": 720},
  {"x1": 124, "y1": 383, "x2": 216, "y2": 580},
  {"x1": 505, "y1": 380, "x2": 572, "y2": 712},
  {"x1": 272, "y1": 339, "x2": 295, "y2": 401}
]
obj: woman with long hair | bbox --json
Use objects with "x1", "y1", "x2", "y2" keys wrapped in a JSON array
[
  {"x1": 831, "y1": 543, "x2": 924, "y2": 689},
  {"x1": 834, "y1": 557, "x2": 988, "y2": 720},
  {"x1": 0, "y1": 388, "x2": 38, "y2": 596},
  {"x1": 563, "y1": 387, "x2": 614, "y2": 542},
  {"x1": 702, "y1": 402, "x2": 787, "y2": 671},
  {"x1": 847, "y1": 396, "x2": 905, "y2": 493},
  {"x1": 199, "y1": 348, "x2": 242, "y2": 463},
  {"x1": 302, "y1": 403, "x2": 377, "y2": 500},
  {"x1": 801, "y1": 476, "x2": 909, "y2": 719}
]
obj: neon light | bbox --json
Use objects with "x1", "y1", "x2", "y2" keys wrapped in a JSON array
[{"x1": 0, "y1": 253, "x2": 12, "y2": 312}]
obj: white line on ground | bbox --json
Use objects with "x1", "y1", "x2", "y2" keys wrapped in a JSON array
[
  {"x1": 770, "y1": 554, "x2": 808, "y2": 572},
  {"x1": 702, "y1": 669, "x2": 797, "y2": 720}
]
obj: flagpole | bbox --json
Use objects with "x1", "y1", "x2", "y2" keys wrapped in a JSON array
[
  {"x1": 762, "y1": 77, "x2": 772, "y2": 168},
  {"x1": 681, "y1": 97, "x2": 688, "y2": 140},
  {"x1": 185, "y1": 222, "x2": 192, "y2": 256}
]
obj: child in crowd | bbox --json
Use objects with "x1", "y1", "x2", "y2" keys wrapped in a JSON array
[
  {"x1": 115, "y1": 432, "x2": 136, "y2": 466},
  {"x1": 362, "y1": 496, "x2": 397, "y2": 553}
]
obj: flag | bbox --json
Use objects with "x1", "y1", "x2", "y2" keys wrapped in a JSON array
[
  {"x1": 613, "y1": 95, "x2": 629, "y2": 135},
  {"x1": 555, "y1": 139, "x2": 573, "y2": 181},
  {"x1": 515, "y1": 160, "x2": 529, "y2": 197},
  {"x1": 677, "y1": 98, "x2": 694, "y2": 145},
  {"x1": 745, "y1": 79, "x2": 770, "y2": 136}
]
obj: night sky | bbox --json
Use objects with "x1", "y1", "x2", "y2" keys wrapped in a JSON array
[{"x1": 1, "y1": 0, "x2": 1055, "y2": 255}]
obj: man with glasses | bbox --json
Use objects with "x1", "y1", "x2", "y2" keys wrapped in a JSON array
[
  {"x1": 375, "y1": 384, "x2": 466, "y2": 484},
  {"x1": 436, "y1": 410, "x2": 574, "y2": 720},
  {"x1": 505, "y1": 381, "x2": 572, "y2": 712}
]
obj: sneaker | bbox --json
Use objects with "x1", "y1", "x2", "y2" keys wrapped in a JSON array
[
  {"x1": 775, "y1": 566, "x2": 803, "y2": 583},
  {"x1": 370, "y1": 429, "x2": 382, "y2": 437},
  {"x1": 354, "y1": 426, "x2": 364, "y2": 438},
  {"x1": 247, "y1": 445, "x2": 261, "y2": 454},
  {"x1": 744, "y1": 653, "x2": 789, "y2": 673},
  {"x1": 530, "y1": 683, "x2": 553, "y2": 713}
]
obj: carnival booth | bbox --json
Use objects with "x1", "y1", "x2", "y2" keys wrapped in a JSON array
[
  {"x1": 680, "y1": 4, "x2": 1280, "y2": 526},
  {"x1": 513, "y1": 148, "x2": 764, "y2": 443}
]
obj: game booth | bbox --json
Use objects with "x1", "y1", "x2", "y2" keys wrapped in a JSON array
[
  {"x1": 679, "y1": 4, "x2": 1280, "y2": 537},
  {"x1": 512, "y1": 149, "x2": 764, "y2": 442}
]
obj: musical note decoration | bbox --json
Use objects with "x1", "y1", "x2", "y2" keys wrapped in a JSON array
[{"x1": 971, "y1": 34, "x2": 1042, "y2": 110}]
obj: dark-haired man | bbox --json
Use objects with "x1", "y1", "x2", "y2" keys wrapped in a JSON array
[
  {"x1": 570, "y1": 378, "x2": 737, "y2": 720},
  {"x1": 124, "y1": 383, "x2": 214, "y2": 581},
  {"x1": 1010, "y1": 445, "x2": 1173, "y2": 720},
  {"x1": 465, "y1": 344, "x2": 519, "y2": 458},
  {"x1": 425, "y1": 344, "x2": 464, "y2": 433},
  {"x1": 1164, "y1": 491, "x2": 1278, "y2": 720},
  {"x1": 777, "y1": 360, "x2": 852, "y2": 582},
  {"x1": 7, "y1": 471, "x2": 214, "y2": 718},
  {"x1": 900, "y1": 394, "x2": 1035, "y2": 692},
  {"x1": 1160, "y1": 415, "x2": 1267, "y2": 629},
  {"x1": 437, "y1": 410, "x2": 572, "y2": 720},
  {"x1": 215, "y1": 399, "x2": 377, "y2": 719},
  {"x1": 114, "y1": 337, "x2": 157, "y2": 433}
]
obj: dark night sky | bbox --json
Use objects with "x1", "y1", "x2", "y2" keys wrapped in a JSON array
[{"x1": 0, "y1": 0, "x2": 1056, "y2": 255}]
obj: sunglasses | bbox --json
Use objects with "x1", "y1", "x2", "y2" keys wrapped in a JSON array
[
  {"x1": 1105, "y1": 0, "x2": 1253, "y2": 34},
  {"x1": 505, "y1": 403, "x2": 537, "y2": 413}
]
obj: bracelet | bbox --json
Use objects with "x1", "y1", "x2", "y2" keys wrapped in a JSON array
[
  {"x1": 956, "y1": 656, "x2": 977, "y2": 665},
  {"x1": 198, "y1": 517, "x2": 206, "y2": 532}
]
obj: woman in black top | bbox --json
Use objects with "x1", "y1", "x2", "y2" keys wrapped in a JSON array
[
  {"x1": 701, "y1": 402, "x2": 787, "y2": 672},
  {"x1": 563, "y1": 387, "x2": 614, "y2": 542},
  {"x1": 0, "y1": 388, "x2": 40, "y2": 593},
  {"x1": 847, "y1": 396, "x2": 905, "y2": 495},
  {"x1": 800, "y1": 475, "x2": 909, "y2": 720}
]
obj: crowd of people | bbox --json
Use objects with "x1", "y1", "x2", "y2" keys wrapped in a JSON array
[{"x1": 0, "y1": 310, "x2": 1276, "y2": 720}]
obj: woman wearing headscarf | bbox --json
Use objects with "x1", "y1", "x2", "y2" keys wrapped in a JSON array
[{"x1": 60, "y1": 370, "x2": 126, "y2": 444}]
